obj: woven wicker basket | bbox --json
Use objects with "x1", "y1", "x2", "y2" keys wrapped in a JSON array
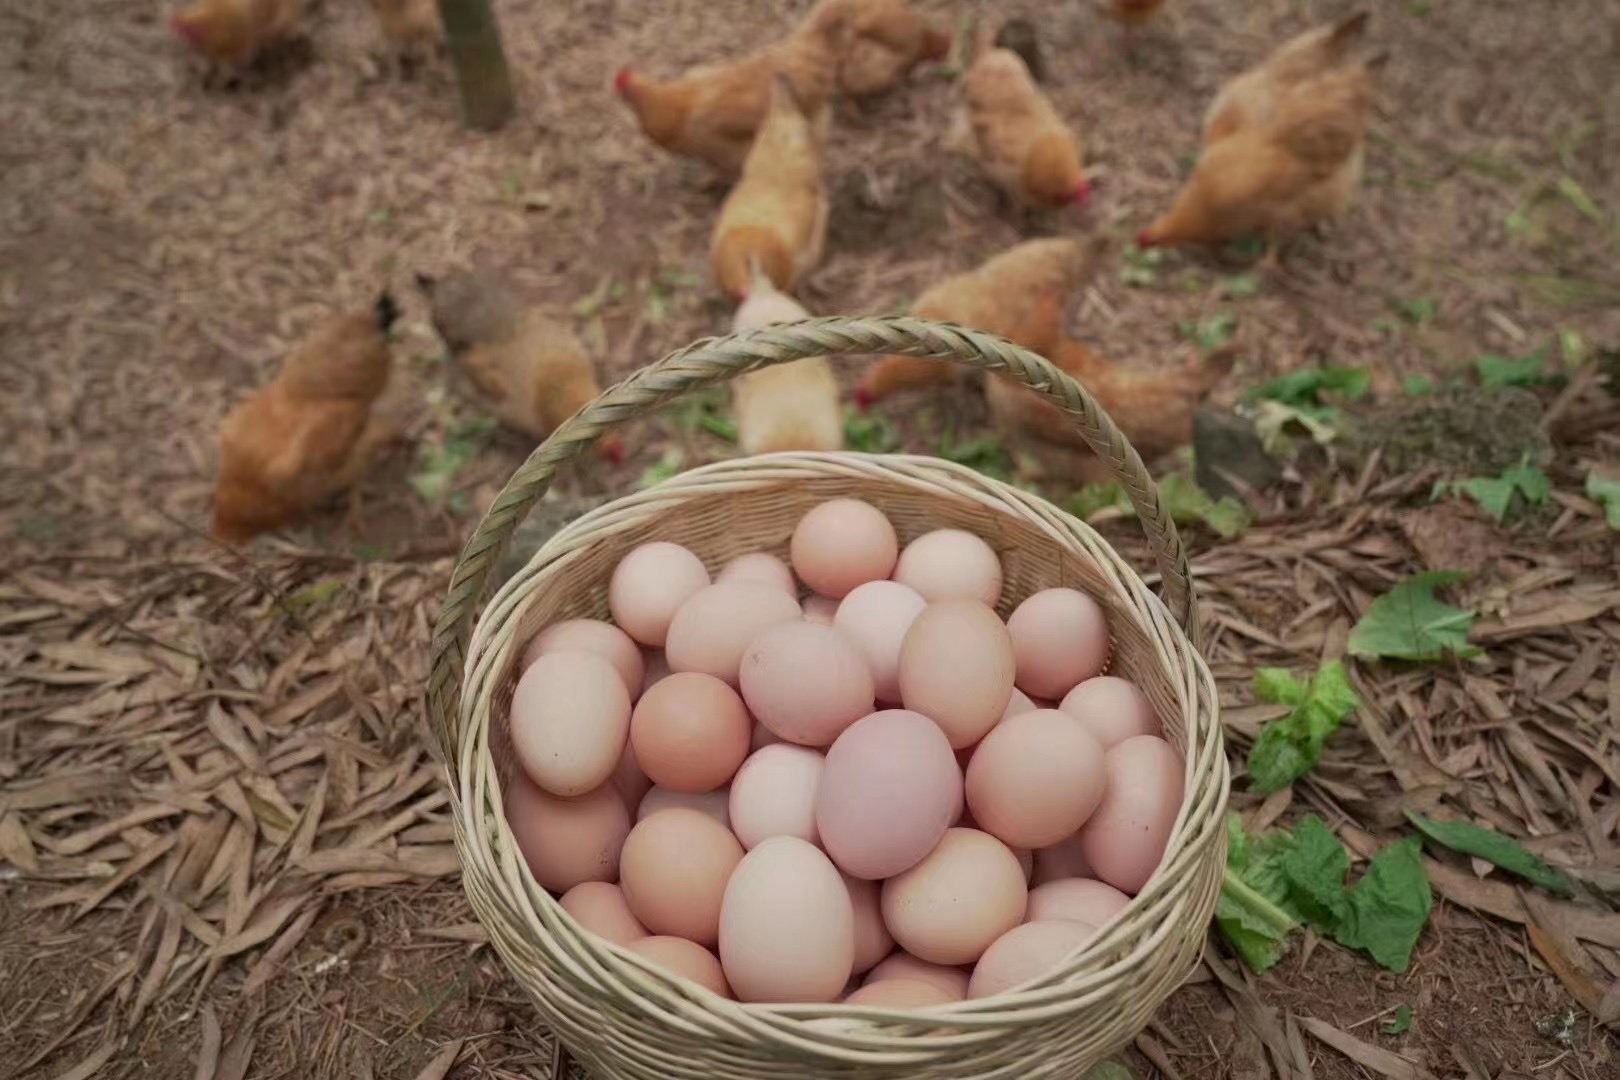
[{"x1": 429, "y1": 316, "x2": 1228, "y2": 1080}]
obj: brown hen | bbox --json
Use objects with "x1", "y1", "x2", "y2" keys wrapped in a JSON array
[{"x1": 963, "y1": 24, "x2": 1089, "y2": 209}]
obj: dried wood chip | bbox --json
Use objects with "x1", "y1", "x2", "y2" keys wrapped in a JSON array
[{"x1": 1297, "y1": 1016, "x2": 1434, "y2": 1080}]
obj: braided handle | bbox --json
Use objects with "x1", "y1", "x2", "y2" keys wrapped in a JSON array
[{"x1": 429, "y1": 316, "x2": 1197, "y2": 772}]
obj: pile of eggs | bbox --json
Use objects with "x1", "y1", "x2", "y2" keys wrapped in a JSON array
[{"x1": 503, "y1": 498, "x2": 1185, "y2": 1006}]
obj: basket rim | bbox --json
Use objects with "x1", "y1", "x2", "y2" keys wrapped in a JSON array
[{"x1": 453, "y1": 452, "x2": 1229, "y2": 1052}]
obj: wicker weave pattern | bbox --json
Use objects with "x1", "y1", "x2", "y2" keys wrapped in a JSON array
[{"x1": 429, "y1": 317, "x2": 1229, "y2": 1079}]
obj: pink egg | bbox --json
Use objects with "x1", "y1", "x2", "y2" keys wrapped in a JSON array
[
  {"x1": 560, "y1": 882, "x2": 648, "y2": 945},
  {"x1": 1005, "y1": 588, "x2": 1109, "y2": 700},
  {"x1": 631, "y1": 672, "x2": 752, "y2": 793},
  {"x1": 844, "y1": 979, "x2": 955, "y2": 1007},
  {"x1": 968, "y1": 920, "x2": 1096, "y2": 999},
  {"x1": 1077, "y1": 735, "x2": 1185, "y2": 894},
  {"x1": 719, "y1": 837, "x2": 854, "y2": 1002},
  {"x1": 505, "y1": 774, "x2": 629, "y2": 893},
  {"x1": 801, "y1": 595, "x2": 840, "y2": 625},
  {"x1": 881, "y1": 828, "x2": 1027, "y2": 965},
  {"x1": 729, "y1": 744, "x2": 824, "y2": 849},
  {"x1": 892, "y1": 529, "x2": 1003, "y2": 607},
  {"x1": 964, "y1": 709, "x2": 1108, "y2": 849},
  {"x1": 844, "y1": 873, "x2": 894, "y2": 974},
  {"x1": 834, "y1": 580, "x2": 927, "y2": 703},
  {"x1": 816, "y1": 710, "x2": 962, "y2": 880},
  {"x1": 898, "y1": 600, "x2": 1016, "y2": 749},
  {"x1": 864, "y1": 953, "x2": 970, "y2": 999},
  {"x1": 1025, "y1": 878, "x2": 1131, "y2": 927},
  {"x1": 524, "y1": 619, "x2": 645, "y2": 700},
  {"x1": 790, "y1": 499, "x2": 899, "y2": 599},
  {"x1": 638, "y1": 786, "x2": 731, "y2": 829},
  {"x1": 718, "y1": 552, "x2": 798, "y2": 595},
  {"x1": 1032, "y1": 833, "x2": 1094, "y2": 885},
  {"x1": 740, "y1": 621, "x2": 875, "y2": 746},
  {"x1": 510, "y1": 652, "x2": 631, "y2": 797},
  {"x1": 609, "y1": 542, "x2": 712, "y2": 647},
  {"x1": 626, "y1": 936, "x2": 732, "y2": 997},
  {"x1": 665, "y1": 582, "x2": 801, "y2": 686},
  {"x1": 1059, "y1": 676, "x2": 1161, "y2": 748}
]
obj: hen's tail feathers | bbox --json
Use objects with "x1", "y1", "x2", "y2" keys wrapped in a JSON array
[{"x1": 375, "y1": 292, "x2": 400, "y2": 333}]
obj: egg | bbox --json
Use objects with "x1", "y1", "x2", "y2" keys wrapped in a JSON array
[
  {"x1": 1077, "y1": 735, "x2": 1185, "y2": 894},
  {"x1": 1004, "y1": 588, "x2": 1109, "y2": 700},
  {"x1": 630, "y1": 672, "x2": 751, "y2": 793},
  {"x1": 1059, "y1": 676, "x2": 1161, "y2": 748},
  {"x1": 801, "y1": 595, "x2": 839, "y2": 626},
  {"x1": 833, "y1": 580, "x2": 927, "y2": 703},
  {"x1": 626, "y1": 936, "x2": 731, "y2": 997},
  {"x1": 665, "y1": 582, "x2": 802, "y2": 686},
  {"x1": 843, "y1": 873, "x2": 894, "y2": 974},
  {"x1": 609, "y1": 741, "x2": 653, "y2": 810},
  {"x1": 892, "y1": 529, "x2": 1003, "y2": 607},
  {"x1": 1025, "y1": 878, "x2": 1131, "y2": 927},
  {"x1": 719, "y1": 837, "x2": 854, "y2": 1003},
  {"x1": 816, "y1": 710, "x2": 962, "y2": 880},
  {"x1": 620, "y1": 808, "x2": 744, "y2": 947},
  {"x1": 844, "y1": 979, "x2": 955, "y2": 1007},
  {"x1": 728, "y1": 744, "x2": 823, "y2": 849},
  {"x1": 789, "y1": 499, "x2": 899, "y2": 599},
  {"x1": 897, "y1": 600, "x2": 1016, "y2": 749},
  {"x1": 505, "y1": 774, "x2": 629, "y2": 892},
  {"x1": 967, "y1": 920, "x2": 1096, "y2": 999},
  {"x1": 523, "y1": 619, "x2": 645, "y2": 700},
  {"x1": 718, "y1": 552, "x2": 798, "y2": 595},
  {"x1": 510, "y1": 652, "x2": 631, "y2": 797},
  {"x1": 609, "y1": 542, "x2": 712, "y2": 647},
  {"x1": 740, "y1": 621, "x2": 874, "y2": 746},
  {"x1": 864, "y1": 953, "x2": 970, "y2": 999},
  {"x1": 964, "y1": 709, "x2": 1108, "y2": 849},
  {"x1": 560, "y1": 882, "x2": 648, "y2": 945},
  {"x1": 1031, "y1": 833, "x2": 1094, "y2": 885},
  {"x1": 637, "y1": 786, "x2": 731, "y2": 829},
  {"x1": 881, "y1": 828, "x2": 1027, "y2": 965}
]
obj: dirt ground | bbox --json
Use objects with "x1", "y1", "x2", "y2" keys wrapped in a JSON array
[{"x1": 2, "y1": 0, "x2": 1618, "y2": 1077}]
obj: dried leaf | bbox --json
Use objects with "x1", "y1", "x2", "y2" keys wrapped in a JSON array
[
  {"x1": 47, "y1": 1038, "x2": 120, "y2": 1080},
  {"x1": 1521, "y1": 890, "x2": 1613, "y2": 1026},
  {"x1": 412, "y1": 1038, "x2": 466, "y2": 1080},
  {"x1": 0, "y1": 811, "x2": 40, "y2": 872},
  {"x1": 1298, "y1": 1015, "x2": 1434, "y2": 1080},
  {"x1": 241, "y1": 904, "x2": 322, "y2": 996},
  {"x1": 195, "y1": 1004, "x2": 222, "y2": 1080}
]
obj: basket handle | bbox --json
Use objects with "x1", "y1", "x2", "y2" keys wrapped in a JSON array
[{"x1": 429, "y1": 315, "x2": 1198, "y2": 775}]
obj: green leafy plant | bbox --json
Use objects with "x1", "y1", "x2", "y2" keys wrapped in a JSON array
[
  {"x1": 1067, "y1": 475, "x2": 1248, "y2": 538},
  {"x1": 638, "y1": 448, "x2": 684, "y2": 488},
  {"x1": 1383, "y1": 1006, "x2": 1414, "y2": 1036},
  {"x1": 668, "y1": 388, "x2": 736, "y2": 443},
  {"x1": 1120, "y1": 245, "x2": 1165, "y2": 288},
  {"x1": 1395, "y1": 296, "x2": 1436, "y2": 325},
  {"x1": 843, "y1": 409, "x2": 901, "y2": 453},
  {"x1": 1219, "y1": 816, "x2": 1432, "y2": 974},
  {"x1": 1221, "y1": 273, "x2": 1261, "y2": 299},
  {"x1": 1556, "y1": 175, "x2": 1605, "y2": 224},
  {"x1": 1348, "y1": 570, "x2": 1481, "y2": 662},
  {"x1": 1405, "y1": 813, "x2": 1570, "y2": 894},
  {"x1": 1474, "y1": 345, "x2": 1549, "y2": 388},
  {"x1": 1180, "y1": 312, "x2": 1237, "y2": 353},
  {"x1": 1247, "y1": 661, "x2": 1360, "y2": 794},
  {"x1": 1586, "y1": 472, "x2": 1620, "y2": 530},
  {"x1": 1247, "y1": 366, "x2": 1372, "y2": 411},
  {"x1": 940, "y1": 431, "x2": 1013, "y2": 481},
  {"x1": 1402, "y1": 374, "x2": 1434, "y2": 396},
  {"x1": 1437, "y1": 454, "x2": 1549, "y2": 522},
  {"x1": 409, "y1": 416, "x2": 496, "y2": 505}
]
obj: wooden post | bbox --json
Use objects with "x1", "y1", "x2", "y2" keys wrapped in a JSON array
[{"x1": 437, "y1": 0, "x2": 516, "y2": 132}]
